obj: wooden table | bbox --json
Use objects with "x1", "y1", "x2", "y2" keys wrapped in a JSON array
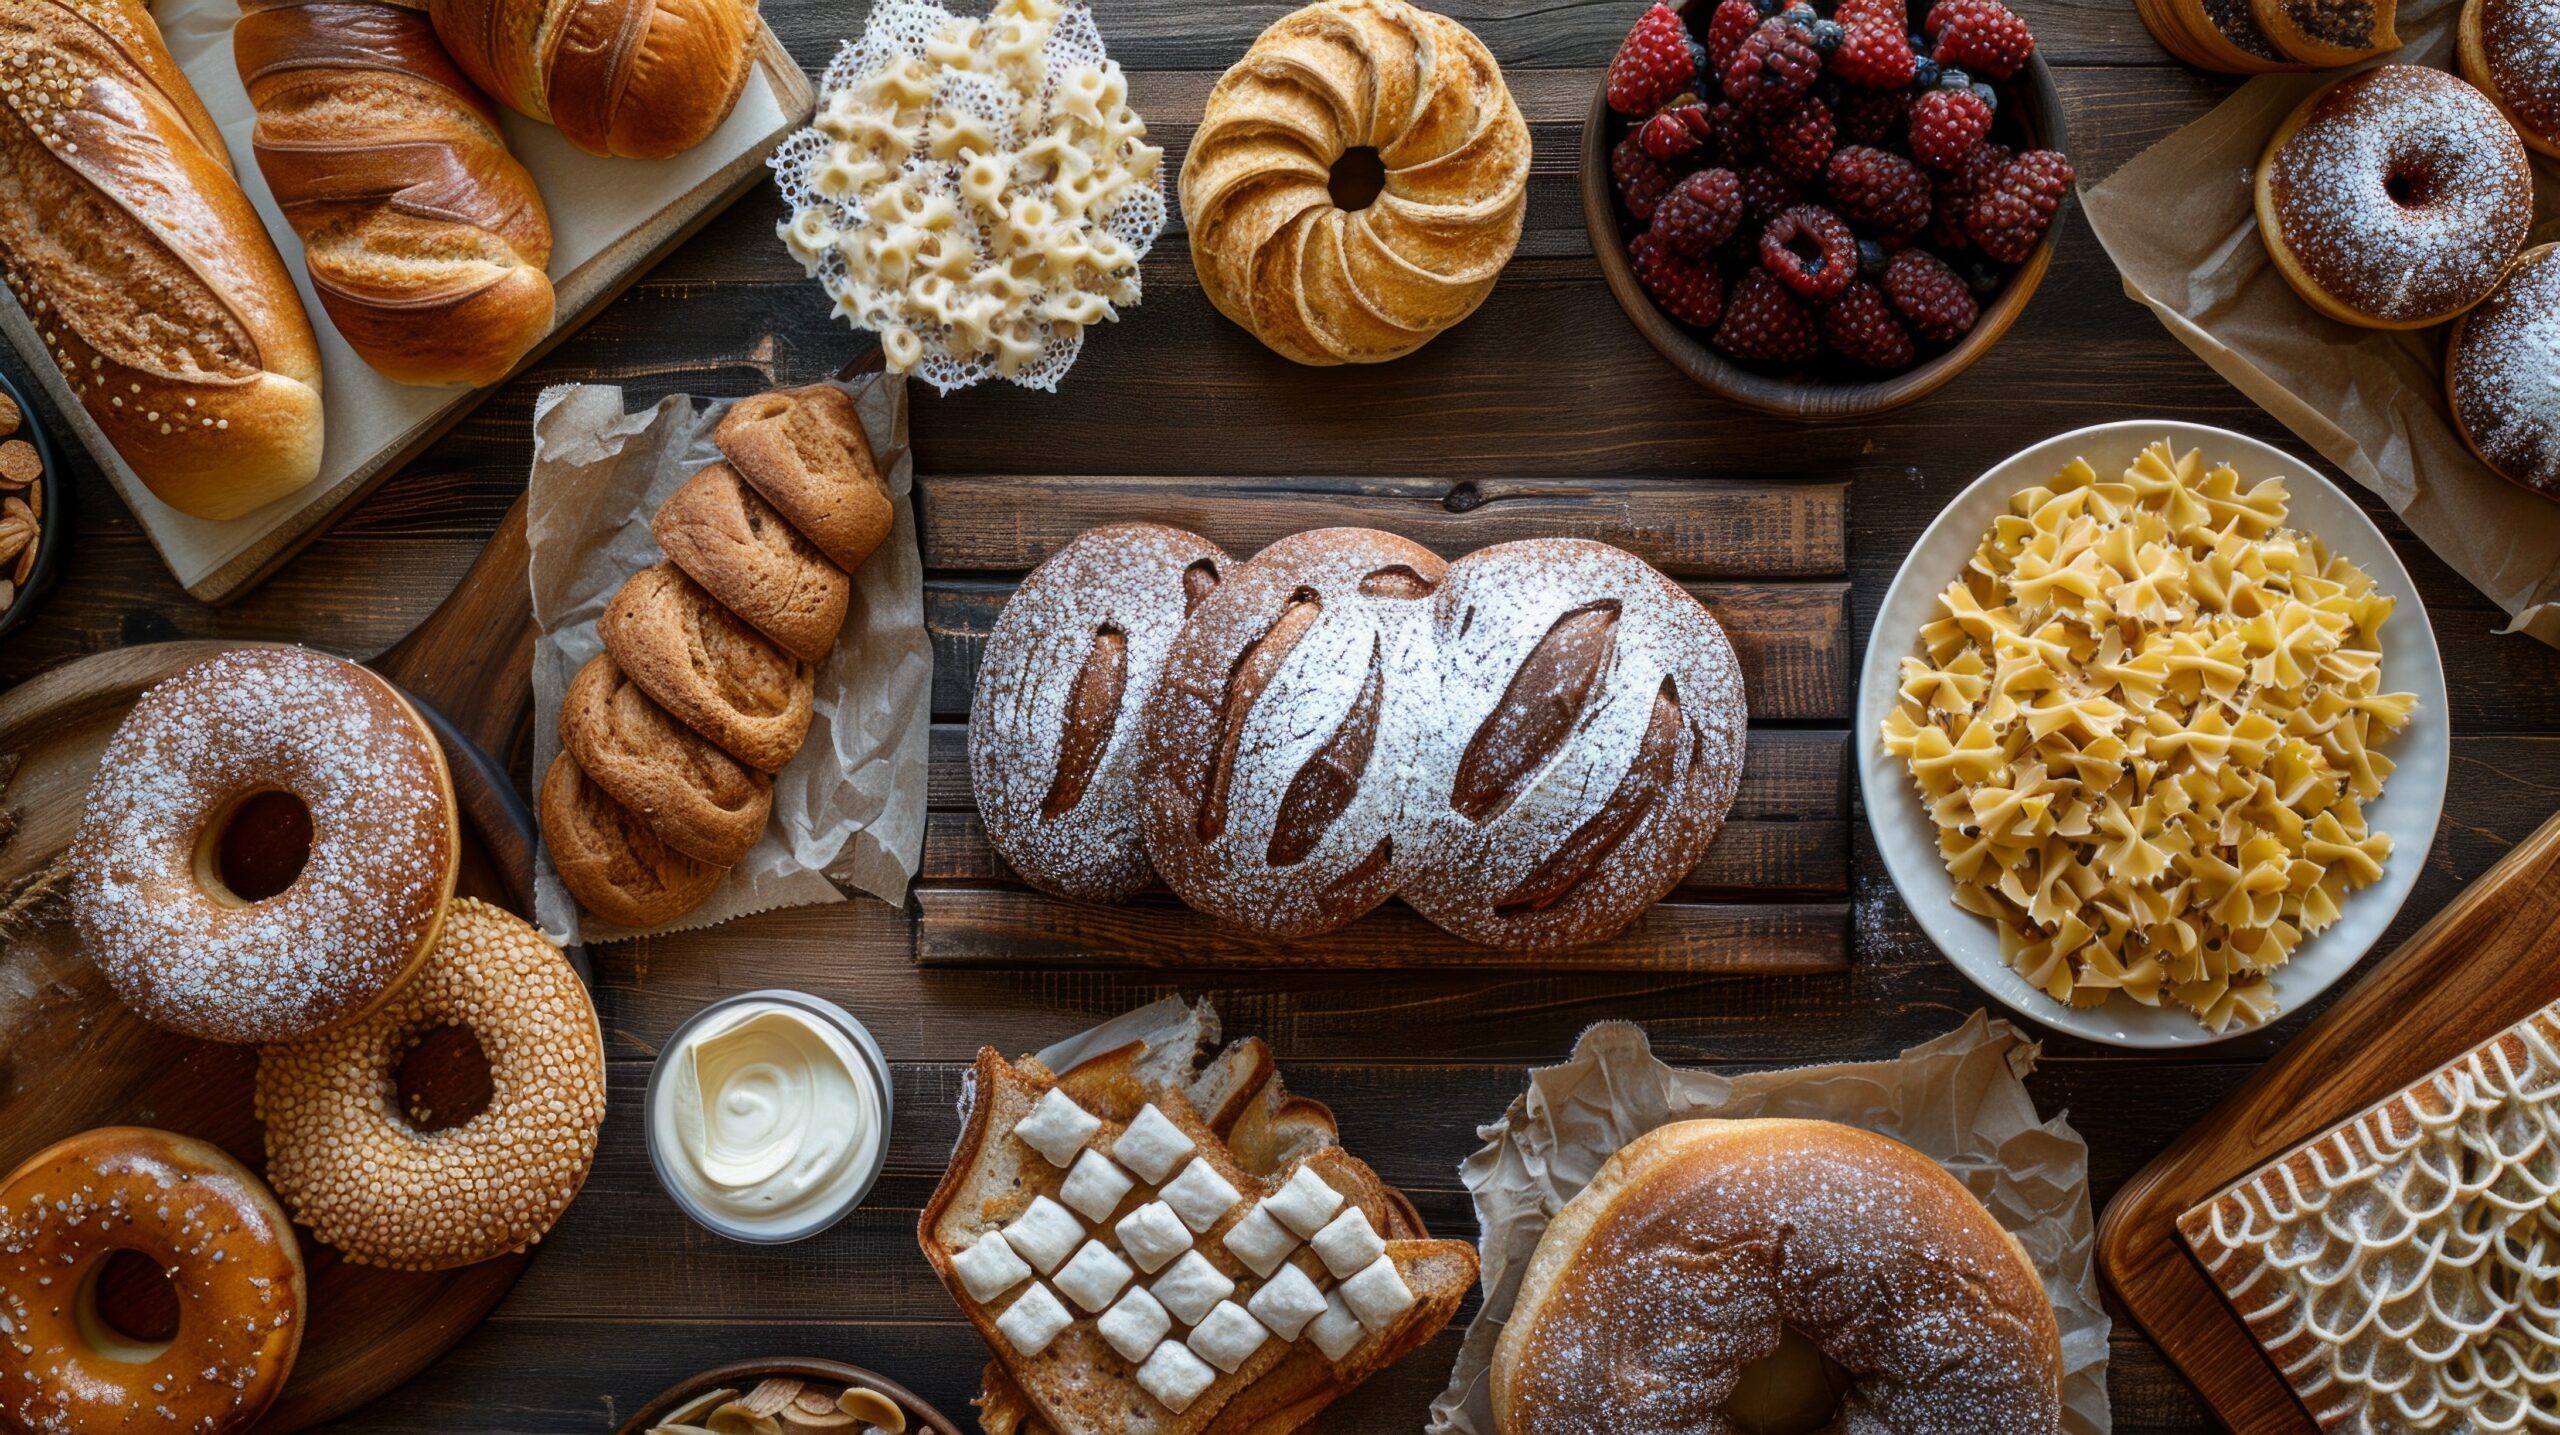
[{"x1": 4, "y1": 2, "x2": 2557, "y2": 1429}]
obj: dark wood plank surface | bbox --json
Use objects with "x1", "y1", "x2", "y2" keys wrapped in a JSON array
[{"x1": 3, "y1": 0, "x2": 2559, "y2": 1429}]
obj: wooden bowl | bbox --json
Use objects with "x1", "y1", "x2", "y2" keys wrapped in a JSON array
[
  {"x1": 617, "y1": 1358, "x2": 965, "y2": 1435},
  {"x1": 1579, "y1": 43, "x2": 2069, "y2": 419}
]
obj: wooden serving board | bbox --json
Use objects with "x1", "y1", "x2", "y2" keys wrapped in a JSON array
[
  {"x1": 0, "y1": 503, "x2": 546, "y2": 1431},
  {"x1": 908, "y1": 474, "x2": 1856, "y2": 972},
  {"x1": 2095, "y1": 809, "x2": 2560, "y2": 1434}
]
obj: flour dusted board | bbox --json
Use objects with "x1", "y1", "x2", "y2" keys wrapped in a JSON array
[
  {"x1": 909, "y1": 475, "x2": 1854, "y2": 971},
  {"x1": 0, "y1": 12, "x2": 813, "y2": 603}
]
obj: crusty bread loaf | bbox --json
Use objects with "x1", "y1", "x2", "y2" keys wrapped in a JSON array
[
  {"x1": 235, "y1": 0, "x2": 553, "y2": 389},
  {"x1": 651, "y1": 460, "x2": 849, "y2": 663},
  {"x1": 0, "y1": 0, "x2": 324, "y2": 518},
  {"x1": 598, "y1": 560, "x2": 814, "y2": 773},
  {"x1": 972, "y1": 523, "x2": 1233, "y2": 902},
  {"x1": 539, "y1": 751, "x2": 722, "y2": 927},
  {"x1": 425, "y1": 0, "x2": 755, "y2": 158},
  {"x1": 713, "y1": 383, "x2": 893, "y2": 571},
  {"x1": 558, "y1": 652, "x2": 771, "y2": 865}
]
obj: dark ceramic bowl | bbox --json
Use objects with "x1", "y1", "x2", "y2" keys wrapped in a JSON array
[
  {"x1": 617, "y1": 1358, "x2": 964, "y2": 1435},
  {"x1": 0, "y1": 366, "x2": 66, "y2": 642}
]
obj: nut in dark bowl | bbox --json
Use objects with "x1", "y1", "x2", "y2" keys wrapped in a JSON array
[
  {"x1": 0, "y1": 366, "x2": 66, "y2": 642},
  {"x1": 1581, "y1": 0, "x2": 2072, "y2": 417}
]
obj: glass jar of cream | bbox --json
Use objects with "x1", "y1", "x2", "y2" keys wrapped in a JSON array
[{"x1": 645, "y1": 989, "x2": 892, "y2": 1243}]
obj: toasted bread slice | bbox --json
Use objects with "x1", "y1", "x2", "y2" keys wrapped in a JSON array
[{"x1": 923, "y1": 1048, "x2": 1476, "y2": 1435}]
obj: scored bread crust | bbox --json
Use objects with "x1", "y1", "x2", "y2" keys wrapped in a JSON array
[
  {"x1": 652, "y1": 460, "x2": 851, "y2": 664},
  {"x1": 713, "y1": 383, "x2": 894, "y2": 572},
  {"x1": 1491, "y1": 1118, "x2": 2062, "y2": 1435},
  {"x1": 971, "y1": 524, "x2": 1234, "y2": 902},
  {"x1": 599, "y1": 561, "x2": 815, "y2": 772},
  {"x1": 922, "y1": 1043, "x2": 1476, "y2": 1435},
  {"x1": 558, "y1": 652, "x2": 772, "y2": 866}
]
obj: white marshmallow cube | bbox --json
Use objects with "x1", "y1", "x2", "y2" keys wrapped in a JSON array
[
  {"x1": 1245, "y1": 1262, "x2": 1329, "y2": 1341},
  {"x1": 996, "y1": 1283, "x2": 1073, "y2": 1356},
  {"x1": 1060, "y1": 1149, "x2": 1136, "y2": 1222},
  {"x1": 1098, "y1": 1286, "x2": 1171, "y2": 1362},
  {"x1": 1159, "y1": 1157, "x2": 1243, "y2": 1234},
  {"x1": 952, "y1": 1229, "x2": 1033, "y2": 1302},
  {"x1": 1116, "y1": 1200, "x2": 1194, "y2": 1274},
  {"x1": 1186, "y1": 1299, "x2": 1271, "y2": 1373},
  {"x1": 1339, "y1": 1254, "x2": 1416, "y2": 1330},
  {"x1": 1310, "y1": 1207, "x2": 1385, "y2": 1280},
  {"x1": 1137, "y1": 1340, "x2": 1218, "y2": 1413},
  {"x1": 1014, "y1": 1087, "x2": 1102, "y2": 1167},
  {"x1": 1001, "y1": 1195, "x2": 1085, "y2": 1275},
  {"x1": 1150, "y1": 1250, "x2": 1235, "y2": 1326},
  {"x1": 1220, "y1": 1201, "x2": 1300, "y2": 1278},
  {"x1": 1054, "y1": 1239, "x2": 1136, "y2": 1312},
  {"x1": 1265, "y1": 1165, "x2": 1346, "y2": 1237},
  {"x1": 1112, "y1": 1102, "x2": 1197, "y2": 1184},
  {"x1": 1307, "y1": 1288, "x2": 1366, "y2": 1362}
]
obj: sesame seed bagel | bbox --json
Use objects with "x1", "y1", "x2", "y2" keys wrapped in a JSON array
[
  {"x1": 70, "y1": 647, "x2": 460, "y2": 1045},
  {"x1": 1492, "y1": 1119, "x2": 2063, "y2": 1435},
  {"x1": 254, "y1": 898, "x2": 606, "y2": 1271},
  {"x1": 1, "y1": 1126, "x2": 306, "y2": 1435}
]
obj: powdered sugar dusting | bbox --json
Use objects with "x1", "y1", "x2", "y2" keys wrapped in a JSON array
[
  {"x1": 2452, "y1": 246, "x2": 2560, "y2": 496},
  {"x1": 2480, "y1": 0, "x2": 2560, "y2": 143},
  {"x1": 70, "y1": 649, "x2": 454, "y2": 1045},
  {"x1": 2267, "y1": 66, "x2": 2530, "y2": 324}
]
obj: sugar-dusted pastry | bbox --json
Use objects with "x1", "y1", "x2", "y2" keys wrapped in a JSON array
[
  {"x1": 2460, "y1": 0, "x2": 2560, "y2": 156},
  {"x1": 2449, "y1": 243, "x2": 2560, "y2": 503}
]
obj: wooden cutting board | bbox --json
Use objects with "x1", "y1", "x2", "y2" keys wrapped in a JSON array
[
  {"x1": 0, "y1": 504, "x2": 545, "y2": 1431},
  {"x1": 2095, "y1": 808, "x2": 2560, "y2": 1433}
]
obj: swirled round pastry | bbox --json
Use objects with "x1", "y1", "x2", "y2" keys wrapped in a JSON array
[
  {"x1": 1181, "y1": 0, "x2": 1531, "y2": 366},
  {"x1": 1493, "y1": 1119, "x2": 2063, "y2": 1435}
]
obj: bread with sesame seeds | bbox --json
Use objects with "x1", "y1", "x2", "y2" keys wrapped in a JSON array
[{"x1": 0, "y1": 0, "x2": 324, "y2": 519}]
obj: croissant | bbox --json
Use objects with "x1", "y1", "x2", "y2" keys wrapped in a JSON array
[
  {"x1": 425, "y1": 0, "x2": 758, "y2": 158},
  {"x1": 236, "y1": 0, "x2": 555, "y2": 387}
]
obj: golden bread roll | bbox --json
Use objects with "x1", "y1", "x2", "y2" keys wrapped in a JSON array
[{"x1": 425, "y1": 0, "x2": 757, "y2": 158}]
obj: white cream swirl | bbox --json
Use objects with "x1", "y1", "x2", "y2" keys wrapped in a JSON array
[{"x1": 652, "y1": 1001, "x2": 883, "y2": 1237}]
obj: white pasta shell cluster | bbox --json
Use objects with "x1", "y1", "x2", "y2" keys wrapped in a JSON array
[
  {"x1": 770, "y1": 0, "x2": 1166, "y2": 393},
  {"x1": 1881, "y1": 440, "x2": 2418, "y2": 1033}
]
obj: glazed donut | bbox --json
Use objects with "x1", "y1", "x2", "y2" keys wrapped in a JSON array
[
  {"x1": 1492, "y1": 1119, "x2": 2063, "y2": 1435},
  {"x1": 2459, "y1": 0, "x2": 2560, "y2": 157},
  {"x1": 2449, "y1": 243, "x2": 2560, "y2": 503},
  {"x1": 2254, "y1": 66, "x2": 2533, "y2": 331},
  {"x1": 0, "y1": 1127, "x2": 306, "y2": 1435},
  {"x1": 71, "y1": 648, "x2": 460, "y2": 1045},
  {"x1": 254, "y1": 898, "x2": 606, "y2": 1271}
]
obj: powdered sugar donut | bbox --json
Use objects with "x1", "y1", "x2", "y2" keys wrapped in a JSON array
[
  {"x1": 71, "y1": 648, "x2": 459, "y2": 1045},
  {"x1": 972, "y1": 523, "x2": 1233, "y2": 900},
  {"x1": 2449, "y1": 242, "x2": 2560, "y2": 501},
  {"x1": 1399, "y1": 539, "x2": 1746, "y2": 950},
  {"x1": 2459, "y1": 0, "x2": 2560, "y2": 157}
]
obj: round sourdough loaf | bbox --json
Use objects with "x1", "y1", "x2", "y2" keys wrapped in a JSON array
[
  {"x1": 1399, "y1": 538, "x2": 1746, "y2": 949},
  {"x1": 1138, "y1": 528, "x2": 1448, "y2": 936},
  {"x1": 971, "y1": 523, "x2": 1233, "y2": 902}
]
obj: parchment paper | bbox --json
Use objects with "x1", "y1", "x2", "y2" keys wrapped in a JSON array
[
  {"x1": 0, "y1": 0, "x2": 800, "y2": 592},
  {"x1": 525, "y1": 372, "x2": 931, "y2": 946},
  {"x1": 1427, "y1": 1013, "x2": 2112, "y2": 1435},
  {"x1": 2081, "y1": 0, "x2": 2560, "y2": 646}
]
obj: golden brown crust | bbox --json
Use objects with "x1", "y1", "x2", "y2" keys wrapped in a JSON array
[
  {"x1": 540, "y1": 751, "x2": 723, "y2": 926},
  {"x1": 422, "y1": 0, "x2": 755, "y2": 158},
  {"x1": 0, "y1": 1126, "x2": 307, "y2": 1435},
  {"x1": 713, "y1": 383, "x2": 892, "y2": 572},
  {"x1": 2132, "y1": 0, "x2": 2309, "y2": 71},
  {"x1": 1493, "y1": 1119, "x2": 2062, "y2": 1435},
  {"x1": 559, "y1": 651, "x2": 772, "y2": 865},
  {"x1": 2247, "y1": 0, "x2": 2397, "y2": 64},
  {"x1": 598, "y1": 560, "x2": 815, "y2": 772},
  {"x1": 652, "y1": 459, "x2": 850, "y2": 663}
]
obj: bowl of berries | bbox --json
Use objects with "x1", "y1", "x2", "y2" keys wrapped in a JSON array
[{"x1": 1585, "y1": 0, "x2": 2073, "y2": 417}]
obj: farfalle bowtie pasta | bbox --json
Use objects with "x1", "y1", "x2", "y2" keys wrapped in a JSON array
[
  {"x1": 1881, "y1": 440, "x2": 2417, "y2": 1033},
  {"x1": 770, "y1": 0, "x2": 1166, "y2": 392}
]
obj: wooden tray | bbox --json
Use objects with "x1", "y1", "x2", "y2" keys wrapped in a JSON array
[
  {"x1": 617, "y1": 1358, "x2": 965, "y2": 1435},
  {"x1": 2095, "y1": 809, "x2": 2560, "y2": 1433},
  {"x1": 0, "y1": 504, "x2": 545, "y2": 1431},
  {"x1": 909, "y1": 475, "x2": 1855, "y2": 972}
]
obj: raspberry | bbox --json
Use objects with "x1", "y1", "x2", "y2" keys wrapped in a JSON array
[
  {"x1": 1724, "y1": 14, "x2": 1824, "y2": 113},
  {"x1": 1654, "y1": 168, "x2": 1744, "y2": 258},
  {"x1": 1882, "y1": 246, "x2": 1979, "y2": 342},
  {"x1": 1908, "y1": 86, "x2": 1993, "y2": 170},
  {"x1": 1821, "y1": 279, "x2": 1916, "y2": 368},
  {"x1": 1706, "y1": 0, "x2": 1762, "y2": 74},
  {"x1": 1835, "y1": 88, "x2": 1909, "y2": 147},
  {"x1": 1736, "y1": 163, "x2": 1802, "y2": 230},
  {"x1": 1823, "y1": 145, "x2": 1932, "y2": 237},
  {"x1": 1610, "y1": 3, "x2": 1699, "y2": 116},
  {"x1": 1759, "y1": 97, "x2": 1835, "y2": 182},
  {"x1": 1714, "y1": 268, "x2": 1823, "y2": 363},
  {"x1": 1925, "y1": 0, "x2": 2034, "y2": 80},
  {"x1": 1612, "y1": 132, "x2": 1676, "y2": 222},
  {"x1": 1629, "y1": 230, "x2": 1728, "y2": 328},
  {"x1": 1758, "y1": 203, "x2": 1858, "y2": 301},
  {"x1": 1966, "y1": 148, "x2": 2074, "y2": 262},
  {"x1": 1832, "y1": 0, "x2": 1906, "y2": 30},
  {"x1": 1827, "y1": 21, "x2": 1916, "y2": 89},
  {"x1": 1928, "y1": 141, "x2": 2009, "y2": 250},
  {"x1": 1700, "y1": 101, "x2": 1762, "y2": 166}
]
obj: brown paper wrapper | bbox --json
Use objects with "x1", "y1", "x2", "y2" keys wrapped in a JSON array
[
  {"x1": 2081, "y1": 0, "x2": 2560, "y2": 646},
  {"x1": 525, "y1": 373, "x2": 932, "y2": 945},
  {"x1": 1427, "y1": 1014, "x2": 2111, "y2": 1434}
]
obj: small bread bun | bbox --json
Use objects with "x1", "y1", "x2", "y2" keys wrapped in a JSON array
[
  {"x1": 712, "y1": 384, "x2": 892, "y2": 571},
  {"x1": 559, "y1": 653, "x2": 772, "y2": 866},
  {"x1": 539, "y1": 752, "x2": 723, "y2": 927},
  {"x1": 599, "y1": 561, "x2": 815, "y2": 773},
  {"x1": 652, "y1": 461, "x2": 850, "y2": 664}
]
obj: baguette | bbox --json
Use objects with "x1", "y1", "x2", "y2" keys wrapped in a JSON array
[
  {"x1": 425, "y1": 0, "x2": 757, "y2": 158},
  {"x1": 235, "y1": 0, "x2": 555, "y2": 387},
  {"x1": 0, "y1": 0, "x2": 324, "y2": 518}
]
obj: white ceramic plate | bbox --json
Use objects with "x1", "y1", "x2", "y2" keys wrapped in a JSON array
[{"x1": 1856, "y1": 421, "x2": 2451, "y2": 1048}]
